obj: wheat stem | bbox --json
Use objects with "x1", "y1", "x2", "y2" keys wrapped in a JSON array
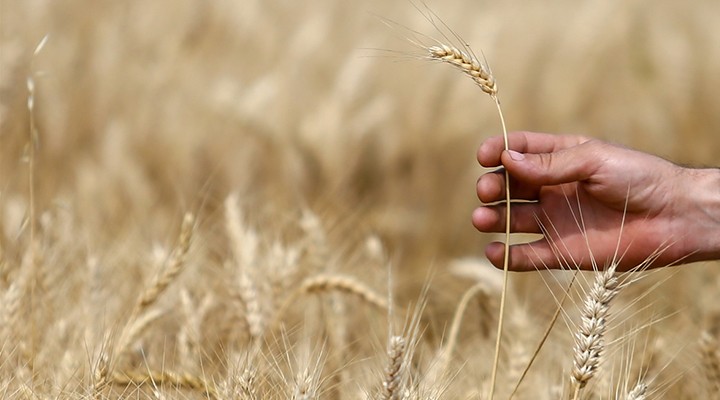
[
  {"x1": 488, "y1": 93, "x2": 510, "y2": 400},
  {"x1": 425, "y1": 41, "x2": 508, "y2": 400}
]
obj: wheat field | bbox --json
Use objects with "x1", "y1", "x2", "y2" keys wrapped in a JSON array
[{"x1": 1, "y1": 0, "x2": 719, "y2": 398}]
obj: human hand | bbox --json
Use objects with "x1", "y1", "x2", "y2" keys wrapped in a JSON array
[{"x1": 473, "y1": 131, "x2": 720, "y2": 271}]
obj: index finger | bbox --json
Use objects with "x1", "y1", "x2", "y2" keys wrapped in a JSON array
[{"x1": 477, "y1": 131, "x2": 590, "y2": 167}]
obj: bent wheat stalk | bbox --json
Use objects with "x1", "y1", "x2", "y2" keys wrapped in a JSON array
[{"x1": 426, "y1": 42, "x2": 509, "y2": 400}]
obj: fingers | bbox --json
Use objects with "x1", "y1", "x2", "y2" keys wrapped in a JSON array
[
  {"x1": 477, "y1": 131, "x2": 590, "y2": 167},
  {"x1": 472, "y1": 203, "x2": 543, "y2": 234},
  {"x1": 485, "y1": 240, "x2": 580, "y2": 271},
  {"x1": 500, "y1": 139, "x2": 604, "y2": 186},
  {"x1": 476, "y1": 169, "x2": 540, "y2": 203}
]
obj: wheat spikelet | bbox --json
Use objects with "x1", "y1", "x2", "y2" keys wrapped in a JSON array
[
  {"x1": 427, "y1": 44, "x2": 497, "y2": 95},
  {"x1": 221, "y1": 352, "x2": 259, "y2": 400},
  {"x1": 299, "y1": 274, "x2": 388, "y2": 310},
  {"x1": 270, "y1": 274, "x2": 388, "y2": 335},
  {"x1": 626, "y1": 382, "x2": 647, "y2": 400},
  {"x1": 380, "y1": 335, "x2": 407, "y2": 400},
  {"x1": 291, "y1": 368, "x2": 319, "y2": 400},
  {"x1": 0, "y1": 270, "x2": 27, "y2": 346},
  {"x1": 236, "y1": 367, "x2": 258, "y2": 400},
  {"x1": 700, "y1": 331, "x2": 720, "y2": 397},
  {"x1": 137, "y1": 212, "x2": 194, "y2": 311},
  {"x1": 95, "y1": 213, "x2": 194, "y2": 397},
  {"x1": 225, "y1": 194, "x2": 265, "y2": 340},
  {"x1": 571, "y1": 263, "x2": 620, "y2": 398}
]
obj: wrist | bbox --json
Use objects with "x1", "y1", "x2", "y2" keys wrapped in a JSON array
[{"x1": 681, "y1": 167, "x2": 720, "y2": 262}]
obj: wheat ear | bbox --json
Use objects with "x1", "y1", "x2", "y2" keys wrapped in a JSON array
[
  {"x1": 427, "y1": 42, "x2": 509, "y2": 400},
  {"x1": 380, "y1": 335, "x2": 407, "y2": 400},
  {"x1": 112, "y1": 369, "x2": 218, "y2": 399},
  {"x1": 97, "y1": 213, "x2": 194, "y2": 395},
  {"x1": 270, "y1": 274, "x2": 388, "y2": 334},
  {"x1": 136, "y1": 213, "x2": 194, "y2": 311},
  {"x1": 427, "y1": 45, "x2": 496, "y2": 95},
  {"x1": 700, "y1": 331, "x2": 720, "y2": 397},
  {"x1": 571, "y1": 263, "x2": 620, "y2": 399},
  {"x1": 298, "y1": 274, "x2": 388, "y2": 310},
  {"x1": 224, "y1": 193, "x2": 265, "y2": 342},
  {"x1": 626, "y1": 382, "x2": 648, "y2": 400}
]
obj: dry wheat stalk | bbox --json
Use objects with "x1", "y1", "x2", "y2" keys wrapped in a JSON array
[
  {"x1": 426, "y1": 40, "x2": 509, "y2": 400},
  {"x1": 571, "y1": 263, "x2": 620, "y2": 399},
  {"x1": 381, "y1": 335, "x2": 407, "y2": 400},
  {"x1": 426, "y1": 282, "x2": 492, "y2": 385}
]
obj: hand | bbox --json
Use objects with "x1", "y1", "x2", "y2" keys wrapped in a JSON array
[{"x1": 473, "y1": 131, "x2": 720, "y2": 271}]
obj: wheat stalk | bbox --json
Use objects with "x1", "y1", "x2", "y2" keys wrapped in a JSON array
[
  {"x1": 571, "y1": 263, "x2": 620, "y2": 399},
  {"x1": 426, "y1": 40, "x2": 510, "y2": 400},
  {"x1": 426, "y1": 282, "x2": 492, "y2": 385}
]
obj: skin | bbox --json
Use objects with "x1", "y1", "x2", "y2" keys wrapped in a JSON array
[{"x1": 473, "y1": 131, "x2": 720, "y2": 271}]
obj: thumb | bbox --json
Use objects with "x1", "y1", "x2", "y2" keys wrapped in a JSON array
[{"x1": 500, "y1": 141, "x2": 601, "y2": 186}]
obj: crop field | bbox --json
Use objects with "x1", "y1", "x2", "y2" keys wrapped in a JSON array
[{"x1": 1, "y1": 0, "x2": 719, "y2": 398}]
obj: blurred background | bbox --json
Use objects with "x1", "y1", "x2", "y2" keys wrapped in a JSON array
[
  {"x1": 3, "y1": 0, "x2": 720, "y2": 321},
  {"x1": 1, "y1": 0, "x2": 719, "y2": 396}
]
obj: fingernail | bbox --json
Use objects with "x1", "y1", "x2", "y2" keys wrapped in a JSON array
[{"x1": 508, "y1": 150, "x2": 525, "y2": 161}]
